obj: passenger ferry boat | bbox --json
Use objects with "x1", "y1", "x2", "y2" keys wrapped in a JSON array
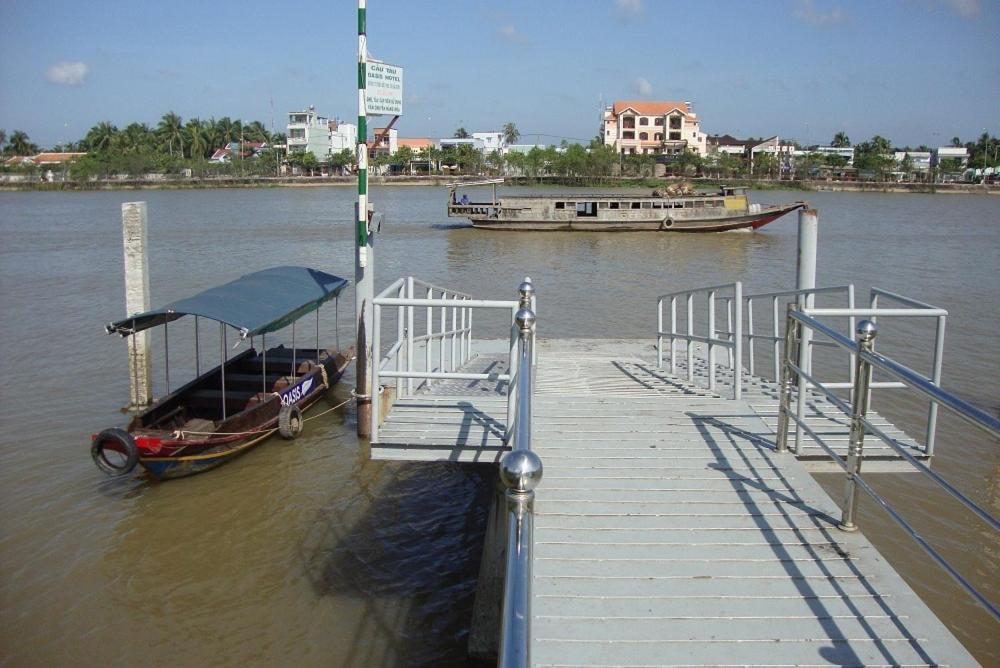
[{"x1": 447, "y1": 179, "x2": 806, "y2": 232}]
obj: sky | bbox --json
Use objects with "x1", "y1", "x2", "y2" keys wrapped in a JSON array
[{"x1": 1, "y1": 0, "x2": 998, "y2": 149}]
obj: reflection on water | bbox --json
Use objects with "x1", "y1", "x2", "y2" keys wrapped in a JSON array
[{"x1": 0, "y1": 186, "x2": 997, "y2": 665}]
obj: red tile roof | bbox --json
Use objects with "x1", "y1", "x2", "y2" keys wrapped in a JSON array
[
  {"x1": 612, "y1": 101, "x2": 692, "y2": 117},
  {"x1": 398, "y1": 138, "x2": 434, "y2": 149}
]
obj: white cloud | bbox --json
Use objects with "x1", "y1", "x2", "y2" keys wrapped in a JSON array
[
  {"x1": 793, "y1": 0, "x2": 846, "y2": 26},
  {"x1": 635, "y1": 77, "x2": 653, "y2": 96},
  {"x1": 498, "y1": 24, "x2": 528, "y2": 44},
  {"x1": 45, "y1": 61, "x2": 89, "y2": 86},
  {"x1": 616, "y1": 0, "x2": 643, "y2": 15}
]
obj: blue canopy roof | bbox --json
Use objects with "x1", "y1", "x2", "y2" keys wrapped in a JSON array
[{"x1": 107, "y1": 266, "x2": 349, "y2": 339}]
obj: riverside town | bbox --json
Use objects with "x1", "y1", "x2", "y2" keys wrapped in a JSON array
[
  {"x1": 1, "y1": 2, "x2": 998, "y2": 667},
  {"x1": 2, "y1": 100, "x2": 997, "y2": 191}
]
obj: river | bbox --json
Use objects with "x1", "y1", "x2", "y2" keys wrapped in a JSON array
[{"x1": 0, "y1": 186, "x2": 997, "y2": 666}]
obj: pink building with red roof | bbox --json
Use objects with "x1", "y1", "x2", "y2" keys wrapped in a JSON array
[{"x1": 602, "y1": 100, "x2": 707, "y2": 157}]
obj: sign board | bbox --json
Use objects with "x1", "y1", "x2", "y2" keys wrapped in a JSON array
[{"x1": 365, "y1": 62, "x2": 403, "y2": 116}]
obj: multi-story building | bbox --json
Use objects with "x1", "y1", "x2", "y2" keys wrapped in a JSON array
[
  {"x1": 602, "y1": 101, "x2": 708, "y2": 156},
  {"x1": 370, "y1": 127, "x2": 399, "y2": 156},
  {"x1": 287, "y1": 106, "x2": 357, "y2": 160}
]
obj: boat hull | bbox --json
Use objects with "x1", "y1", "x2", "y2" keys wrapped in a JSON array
[{"x1": 466, "y1": 203, "x2": 805, "y2": 232}]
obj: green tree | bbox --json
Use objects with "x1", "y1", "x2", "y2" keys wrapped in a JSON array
[
  {"x1": 0, "y1": 129, "x2": 6, "y2": 155},
  {"x1": 83, "y1": 122, "x2": 117, "y2": 152},
  {"x1": 391, "y1": 145, "x2": 415, "y2": 173},
  {"x1": 112, "y1": 123, "x2": 155, "y2": 154},
  {"x1": 185, "y1": 119, "x2": 209, "y2": 159},
  {"x1": 156, "y1": 111, "x2": 185, "y2": 157},
  {"x1": 243, "y1": 120, "x2": 269, "y2": 144},
  {"x1": 453, "y1": 127, "x2": 470, "y2": 139},
  {"x1": 951, "y1": 136, "x2": 962, "y2": 147},
  {"x1": 831, "y1": 131, "x2": 851, "y2": 148},
  {"x1": 502, "y1": 122, "x2": 520, "y2": 145},
  {"x1": 329, "y1": 148, "x2": 354, "y2": 173},
  {"x1": 8, "y1": 130, "x2": 38, "y2": 156}
]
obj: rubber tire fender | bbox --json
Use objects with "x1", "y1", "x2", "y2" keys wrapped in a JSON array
[
  {"x1": 278, "y1": 404, "x2": 303, "y2": 440},
  {"x1": 91, "y1": 427, "x2": 139, "y2": 477}
]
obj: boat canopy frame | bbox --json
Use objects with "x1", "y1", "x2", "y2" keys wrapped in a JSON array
[{"x1": 106, "y1": 266, "x2": 348, "y2": 340}]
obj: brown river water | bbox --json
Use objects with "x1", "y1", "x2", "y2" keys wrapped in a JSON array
[{"x1": 0, "y1": 186, "x2": 997, "y2": 666}]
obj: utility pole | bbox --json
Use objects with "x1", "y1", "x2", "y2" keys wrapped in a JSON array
[{"x1": 356, "y1": 0, "x2": 374, "y2": 437}]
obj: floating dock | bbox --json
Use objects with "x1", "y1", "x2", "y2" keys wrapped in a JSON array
[{"x1": 373, "y1": 338, "x2": 977, "y2": 666}]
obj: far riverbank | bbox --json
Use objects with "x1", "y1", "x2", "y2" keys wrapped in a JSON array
[{"x1": 1, "y1": 174, "x2": 996, "y2": 195}]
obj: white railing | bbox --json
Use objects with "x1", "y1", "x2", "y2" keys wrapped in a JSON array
[
  {"x1": 657, "y1": 282, "x2": 743, "y2": 399},
  {"x1": 371, "y1": 277, "x2": 521, "y2": 444},
  {"x1": 776, "y1": 308, "x2": 999, "y2": 621}
]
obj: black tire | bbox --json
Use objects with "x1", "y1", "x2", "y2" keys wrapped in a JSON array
[
  {"x1": 91, "y1": 428, "x2": 139, "y2": 476},
  {"x1": 278, "y1": 404, "x2": 303, "y2": 440}
]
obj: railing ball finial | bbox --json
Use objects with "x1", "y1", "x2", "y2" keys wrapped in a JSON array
[
  {"x1": 500, "y1": 449, "x2": 543, "y2": 494},
  {"x1": 518, "y1": 278, "x2": 535, "y2": 308},
  {"x1": 856, "y1": 319, "x2": 877, "y2": 343},
  {"x1": 515, "y1": 307, "x2": 536, "y2": 335}
]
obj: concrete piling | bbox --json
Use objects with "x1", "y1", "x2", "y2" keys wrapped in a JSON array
[{"x1": 122, "y1": 201, "x2": 152, "y2": 408}]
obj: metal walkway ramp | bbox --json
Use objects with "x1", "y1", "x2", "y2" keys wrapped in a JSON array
[{"x1": 526, "y1": 341, "x2": 972, "y2": 666}]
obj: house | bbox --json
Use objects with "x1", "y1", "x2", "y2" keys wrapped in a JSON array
[
  {"x1": 4, "y1": 152, "x2": 86, "y2": 167},
  {"x1": 472, "y1": 132, "x2": 505, "y2": 153},
  {"x1": 810, "y1": 146, "x2": 855, "y2": 166},
  {"x1": 935, "y1": 146, "x2": 969, "y2": 167},
  {"x1": 371, "y1": 127, "x2": 398, "y2": 156},
  {"x1": 287, "y1": 106, "x2": 357, "y2": 161},
  {"x1": 602, "y1": 100, "x2": 708, "y2": 156},
  {"x1": 209, "y1": 142, "x2": 268, "y2": 163}
]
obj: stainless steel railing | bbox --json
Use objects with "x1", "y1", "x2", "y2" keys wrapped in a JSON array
[
  {"x1": 776, "y1": 306, "x2": 1000, "y2": 620},
  {"x1": 371, "y1": 277, "x2": 519, "y2": 443},
  {"x1": 657, "y1": 282, "x2": 743, "y2": 399},
  {"x1": 498, "y1": 279, "x2": 541, "y2": 668}
]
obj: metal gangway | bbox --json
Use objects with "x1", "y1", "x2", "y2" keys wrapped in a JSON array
[{"x1": 368, "y1": 276, "x2": 997, "y2": 667}]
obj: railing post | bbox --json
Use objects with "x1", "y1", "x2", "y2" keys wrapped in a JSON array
[
  {"x1": 519, "y1": 278, "x2": 536, "y2": 368},
  {"x1": 772, "y1": 296, "x2": 780, "y2": 381},
  {"x1": 498, "y1": 305, "x2": 541, "y2": 668},
  {"x1": 440, "y1": 292, "x2": 447, "y2": 372},
  {"x1": 397, "y1": 282, "x2": 405, "y2": 398},
  {"x1": 839, "y1": 320, "x2": 877, "y2": 532},
  {"x1": 926, "y1": 315, "x2": 946, "y2": 456},
  {"x1": 746, "y1": 296, "x2": 755, "y2": 377},
  {"x1": 370, "y1": 302, "x2": 382, "y2": 442},
  {"x1": 776, "y1": 303, "x2": 800, "y2": 453},
  {"x1": 406, "y1": 277, "x2": 414, "y2": 396},
  {"x1": 707, "y1": 290, "x2": 716, "y2": 392},
  {"x1": 686, "y1": 294, "x2": 694, "y2": 383},
  {"x1": 733, "y1": 282, "x2": 742, "y2": 400},
  {"x1": 725, "y1": 297, "x2": 734, "y2": 369},
  {"x1": 669, "y1": 296, "x2": 677, "y2": 375},
  {"x1": 657, "y1": 297, "x2": 663, "y2": 369},
  {"x1": 425, "y1": 287, "x2": 433, "y2": 388}
]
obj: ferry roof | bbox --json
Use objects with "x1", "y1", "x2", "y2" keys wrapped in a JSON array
[{"x1": 107, "y1": 266, "x2": 349, "y2": 339}]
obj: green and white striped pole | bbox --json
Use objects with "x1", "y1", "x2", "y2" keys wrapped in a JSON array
[{"x1": 355, "y1": 0, "x2": 373, "y2": 437}]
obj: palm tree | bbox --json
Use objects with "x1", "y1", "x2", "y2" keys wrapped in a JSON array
[
  {"x1": 0, "y1": 129, "x2": 6, "y2": 154},
  {"x1": 185, "y1": 119, "x2": 209, "y2": 159},
  {"x1": 502, "y1": 122, "x2": 520, "y2": 145},
  {"x1": 84, "y1": 122, "x2": 117, "y2": 152},
  {"x1": 8, "y1": 130, "x2": 37, "y2": 156},
  {"x1": 114, "y1": 123, "x2": 154, "y2": 154},
  {"x1": 215, "y1": 117, "x2": 240, "y2": 146},
  {"x1": 453, "y1": 127, "x2": 470, "y2": 139},
  {"x1": 157, "y1": 111, "x2": 185, "y2": 157},
  {"x1": 244, "y1": 120, "x2": 269, "y2": 144},
  {"x1": 831, "y1": 131, "x2": 850, "y2": 148}
]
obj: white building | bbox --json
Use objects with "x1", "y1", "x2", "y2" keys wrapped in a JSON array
[
  {"x1": 935, "y1": 146, "x2": 969, "y2": 167},
  {"x1": 893, "y1": 150, "x2": 932, "y2": 172},
  {"x1": 439, "y1": 137, "x2": 486, "y2": 152},
  {"x1": 472, "y1": 132, "x2": 505, "y2": 153},
  {"x1": 602, "y1": 100, "x2": 708, "y2": 156},
  {"x1": 287, "y1": 106, "x2": 357, "y2": 161}
]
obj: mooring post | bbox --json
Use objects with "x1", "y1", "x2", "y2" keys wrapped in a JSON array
[
  {"x1": 793, "y1": 207, "x2": 818, "y2": 451},
  {"x1": 839, "y1": 320, "x2": 877, "y2": 532},
  {"x1": 121, "y1": 201, "x2": 152, "y2": 408}
]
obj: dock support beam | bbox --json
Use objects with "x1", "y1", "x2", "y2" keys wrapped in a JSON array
[
  {"x1": 794, "y1": 208, "x2": 818, "y2": 451},
  {"x1": 121, "y1": 201, "x2": 152, "y2": 408}
]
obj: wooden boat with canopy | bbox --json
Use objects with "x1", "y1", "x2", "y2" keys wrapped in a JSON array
[
  {"x1": 447, "y1": 179, "x2": 806, "y2": 232},
  {"x1": 92, "y1": 266, "x2": 352, "y2": 480}
]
